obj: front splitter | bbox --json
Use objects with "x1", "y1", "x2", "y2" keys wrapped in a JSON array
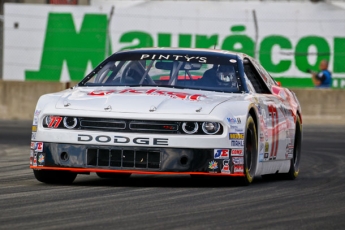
[{"x1": 31, "y1": 166, "x2": 245, "y2": 177}]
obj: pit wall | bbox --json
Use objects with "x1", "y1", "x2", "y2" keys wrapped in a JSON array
[{"x1": 1, "y1": 80, "x2": 344, "y2": 124}]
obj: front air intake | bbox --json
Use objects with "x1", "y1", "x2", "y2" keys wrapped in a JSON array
[{"x1": 86, "y1": 148, "x2": 160, "y2": 169}]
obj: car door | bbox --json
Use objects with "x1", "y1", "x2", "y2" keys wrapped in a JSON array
[{"x1": 244, "y1": 57, "x2": 289, "y2": 162}]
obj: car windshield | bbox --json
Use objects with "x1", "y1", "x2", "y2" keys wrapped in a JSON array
[{"x1": 80, "y1": 55, "x2": 242, "y2": 93}]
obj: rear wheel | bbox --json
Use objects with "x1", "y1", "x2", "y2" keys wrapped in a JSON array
[
  {"x1": 33, "y1": 169, "x2": 77, "y2": 184},
  {"x1": 96, "y1": 172, "x2": 131, "y2": 179},
  {"x1": 240, "y1": 115, "x2": 258, "y2": 186},
  {"x1": 283, "y1": 115, "x2": 302, "y2": 180}
]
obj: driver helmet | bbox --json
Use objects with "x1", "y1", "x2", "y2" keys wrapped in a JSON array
[{"x1": 216, "y1": 65, "x2": 236, "y2": 83}]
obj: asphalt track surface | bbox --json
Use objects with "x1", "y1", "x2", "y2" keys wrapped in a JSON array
[{"x1": 1, "y1": 120, "x2": 345, "y2": 230}]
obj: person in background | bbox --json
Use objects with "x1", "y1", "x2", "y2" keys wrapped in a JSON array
[{"x1": 308, "y1": 60, "x2": 332, "y2": 88}]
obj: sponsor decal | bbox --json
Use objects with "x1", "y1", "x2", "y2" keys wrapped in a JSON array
[
  {"x1": 287, "y1": 144, "x2": 294, "y2": 153},
  {"x1": 259, "y1": 152, "x2": 264, "y2": 162},
  {"x1": 265, "y1": 142, "x2": 269, "y2": 152},
  {"x1": 231, "y1": 149, "x2": 243, "y2": 156},
  {"x1": 77, "y1": 134, "x2": 169, "y2": 146},
  {"x1": 87, "y1": 88, "x2": 206, "y2": 101},
  {"x1": 140, "y1": 54, "x2": 207, "y2": 63},
  {"x1": 33, "y1": 153, "x2": 37, "y2": 167},
  {"x1": 258, "y1": 104, "x2": 262, "y2": 115},
  {"x1": 264, "y1": 152, "x2": 269, "y2": 159},
  {"x1": 30, "y1": 150, "x2": 34, "y2": 166},
  {"x1": 227, "y1": 117, "x2": 241, "y2": 124},
  {"x1": 31, "y1": 132, "x2": 36, "y2": 140},
  {"x1": 214, "y1": 149, "x2": 229, "y2": 159},
  {"x1": 47, "y1": 116, "x2": 62, "y2": 128},
  {"x1": 231, "y1": 140, "x2": 244, "y2": 147},
  {"x1": 260, "y1": 132, "x2": 264, "y2": 142},
  {"x1": 232, "y1": 157, "x2": 244, "y2": 165},
  {"x1": 37, "y1": 153, "x2": 45, "y2": 166},
  {"x1": 35, "y1": 142, "x2": 43, "y2": 152},
  {"x1": 88, "y1": 90, "x2": 115, "y2": 96},
  {"x1": 34, "y1": 110, "x2": 41, "y2": 117},
  {"x1": 229, "y1": 133, "x2": 244, "y2": 139},
  {"x1": 30, "y1": 142, "x2": 35, "y2": 149},
  {"x1": 286, "y1": 143, "x2": 294, "y2": 159},
  {"x1": 260, "y1": 142, "x2": 264, "y2": 152},
  {"x1": 33, "y1": 117, "x2": 38, "y2": 126},
  {"x1": 234, "y1": 165, "x2": 244, "y2": 174},
  {"x1": 32, "y1": 126, "x2": 37, "y2": 132},
  {"x1": 208, "y1": 160, "x2": 218, "y2": 170},
  {"x1": 265, "y1": 131, "x2": 268, "y2": 141},
  {"x1": 229, "y1": 125, "x2": 244, "y2": 132},
  {"x1": 221, "y1": 160, "x2": 230, "y2": 174}
]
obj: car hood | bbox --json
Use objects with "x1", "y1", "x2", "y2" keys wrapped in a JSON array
[{"x1": 55, "y1": 87, "x2": 245, "y2": 115}]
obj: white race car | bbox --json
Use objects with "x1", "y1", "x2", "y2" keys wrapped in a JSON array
[{"x1": 30, "y1": 48, "x2": 302, "y2": 185}]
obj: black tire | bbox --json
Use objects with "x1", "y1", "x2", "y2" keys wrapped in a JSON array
[
  {"x1": 283, "y1": 115, "x2": 302, "y2": 180},
  {"x1": 240, "y1": 115, "x2": 258, "y2": 186},
  {"x1": 33, "y1": 169, "x2": 77, "y2": 184},
  {"x1": 96, "y1": 172, "x2": 131, "y2": 179}
]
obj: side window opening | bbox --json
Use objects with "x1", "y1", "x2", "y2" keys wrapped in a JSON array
[{"x1": 243, "y1": 58, "x2": 271, "y2": 94}]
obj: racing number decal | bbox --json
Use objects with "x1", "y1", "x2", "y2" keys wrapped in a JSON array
[
  {"x1": 48, "y1": 116, "x2": 62, "y2": 128},
  {"x1": 268, "y1": 105, "x2": 279, "y2": 160}
]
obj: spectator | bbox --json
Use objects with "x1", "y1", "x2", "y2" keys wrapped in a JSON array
[{"x1": 309, "y1": 60, "x2": 332, "y2": 88}]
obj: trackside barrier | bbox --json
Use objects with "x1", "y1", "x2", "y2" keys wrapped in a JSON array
[{"x1": 0, "y1": 80, "x2": 344, "y2": 124}]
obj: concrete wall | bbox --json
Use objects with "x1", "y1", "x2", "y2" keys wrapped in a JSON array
[
  {"x1": 293, "y1": 89, "x2": 345, "y2": 125},
  {"x1": 0, "y1": 80, "x2": 344, "y2": 124},
  {"x1": 0, "y1": 80, "x2": 67, "y2": 120}
]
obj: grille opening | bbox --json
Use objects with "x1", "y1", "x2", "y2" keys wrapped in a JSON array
[
  {"x1": 135, "y1": 151, "x2": 148, "y2": 168},
  {"x1": 129, "y1": 122, "x2": 178, "y2": 131},
  {"x1": 87, "y1": 149, "x2": 97, "y2": 166},
  {"x1": 110, "y1": 149, "x2": 122, "y2": 167},
  {"x1": 87, "y1": 148, "x2": 161, "y2": 169},
  {"x1": 148, "y1": 151, "x2": 160, "y2": 168},
  {"x1": 81, "y1": 120, "x2": 126, "y2": 130},
  {"x1": 98, "y1": 149, "x2": 110, "y2": 166},
  {"x1": 122, "y1": 150, "x2": 135, "y2": 167}
]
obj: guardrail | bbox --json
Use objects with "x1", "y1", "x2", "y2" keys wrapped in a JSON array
[{"x1": 1, "y1": 80, "x2": 344, "y2": 124}]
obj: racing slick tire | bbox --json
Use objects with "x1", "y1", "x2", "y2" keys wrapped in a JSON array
[
  {"x1": 33, "y1": 169, "x2": 77, "y2": 184},
  {"x1": 283, "y1": 115, "x2": 302, "y2": 180},
  {"x1": 96, "y1": 172, "x2": 131, "y2": 179},
  {"x1": 239, "y1": 114, "x2": 258, "y2": 186}
]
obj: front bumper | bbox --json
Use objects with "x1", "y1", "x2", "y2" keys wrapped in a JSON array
[{"x1": 30, "y1": 142, "x2": 245, "y2": 176}]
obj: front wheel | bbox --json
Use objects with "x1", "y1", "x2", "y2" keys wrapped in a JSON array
[
  {"x1": 33, "y1": 169, "x2": 77, "y2": 184},
  {"x1": 239, "y1": 115, "x2": 258, "y2": 186}
]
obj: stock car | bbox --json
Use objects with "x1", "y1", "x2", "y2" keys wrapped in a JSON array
[{"x1": 30, "y1": 48, "x2": 302, "y2": 185}]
